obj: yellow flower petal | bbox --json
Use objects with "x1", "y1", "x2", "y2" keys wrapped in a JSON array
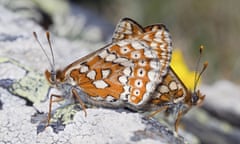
[{"x1": 170, "y1": 49, "x2": 200, "y2": 90}]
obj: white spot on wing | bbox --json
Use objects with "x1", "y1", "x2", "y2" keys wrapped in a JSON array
[
  {"x1": 151, "y1": 26, "x2": 159, "y2": 31},
  {"x1": 91, "y1": 96, "x2": 104, "y2": 101},
  {"x1": 80, "y1": 65, "x2": 89, "y2": 73},
  {"x1": 98, "y1": 50, "x2": 108, "y2": 58},
  {"x1": 131, "y1": 41, "x2": 147, "y2": 49},
  {"x1": 160, "y1": 44, "x2": 166, "y2": 49},
  {"x1": 124, "y1": 23, "x2": 132, "y2": 34},
  {"x1": 131, "y1": 96, "x2": 137, "y2": 101},
  {"x1": 113, "y1": 57, "x2": 128, "y2": 63},
  {"x1": 120, "y1": 60, "x2": 133, "y2": 67},
  {"x1": 123, "y1": 85, "x2": 130, "y2": 91},
  {"x1": 150, "y1": 42, "x2": 158, "y2": 48},
  {"x1": 120, "y1": 85, "x2": 130, "y2": 101},
  {"x1": 119, "y1": 76, "x2": 128, "y2": 84},
  {"x1": 148, "y1": 70, "x2": 160, "y2": 81},
  {"x1": 146, "y1": 82, "x2": 156, "y2": 92},
  {"x1": 144, "y1": 50, "x2": 158, "y2": 58},
  {"x1": 87, "y1": 70, "x2": 96, "y2": 80},
  {"x1": 169, "y1": 81, "x2": 178, "y2": 91},
  {"x1": 163, "y1": 31, "x2": 170, "y2": 37},
  {"x1": 154, "y1": 38, "x2": 163, "y2": 43},
  {"x1": 155, "y1": 31, "x2": 163, "y2": 37},
  {"x1": 93, "y1": 80, "x2": 109, "y2": 89},
  {"x1": 158, "y1": 85, "x2": 169, "y2": 93},
  {"x1": 123, "y1": 67, "x2": 132, "y2": 76},
  {"x1": 105, "y1": 54, "x2": 116, "y2": 61},
  {"x1": 150, "y1": 60, "x2": 161, "y2": 69},
  {"x1": 117, "y1": 40, "x2": 130, "y2": 47},
  {"x1": 120, "y1": 93, "x2": 129, "y2": 101},
  {"x1": 102, "y1": 69, "x2": 111, "y2": 79},
  {"x1": 143, "y1": 34, "x2": 151, "y2": 41}
]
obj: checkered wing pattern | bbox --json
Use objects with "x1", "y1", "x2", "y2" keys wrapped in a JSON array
[{"x1": 57, "y1": 18, "x2": 172, "y2": 108}]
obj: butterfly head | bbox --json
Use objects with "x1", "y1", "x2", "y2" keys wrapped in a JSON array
[
  {"x1": 33, "y1": 32, "x2": 64, "y2": 87},
  {"x1": 188, "y1": 89, "x2": 205, "y2": 106},
  {"x1": 44, "y1": 69, "x2": 59, "y2": 84}
]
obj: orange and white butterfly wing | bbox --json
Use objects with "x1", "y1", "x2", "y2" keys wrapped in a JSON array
[{"x1": 61, "y1": 18, "x2": 172, "y2": 108}]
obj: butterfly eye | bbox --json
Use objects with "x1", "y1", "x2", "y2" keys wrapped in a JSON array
[{"x1": 191, "y1": 92, "x2": 199, "y2": 105}]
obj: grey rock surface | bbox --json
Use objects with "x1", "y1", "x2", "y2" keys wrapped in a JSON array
[
  {"x1": 1, "y1": 0, "x2": 114, "y2": 41},
  {"x1": 0, "y1": 5, "x2": 187, "y2": 144},
  {"x1": 180, "y1": 81, "x2": 240, "y2": 144}
]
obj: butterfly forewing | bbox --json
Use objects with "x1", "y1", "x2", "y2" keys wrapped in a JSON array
[
  {"x1": 112, "y1": 18, "x2": 144, "y2": 42},
  {"x1": 56, "y1": 18, "x2": 172, "y2": 108}
]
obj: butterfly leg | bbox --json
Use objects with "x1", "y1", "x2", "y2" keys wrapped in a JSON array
[
  {"x1": 174, "y1": 110, "x2": 183, "y2": 133},
  {"x1": 47, "y1": 94, "x2": 64, "y2": 127},
  {"x1": 72, "y1": 88, "x2": 87, "y2": 117},
  {"x1": 147, "y1": 105, "x2": 168, "y2": 118}
]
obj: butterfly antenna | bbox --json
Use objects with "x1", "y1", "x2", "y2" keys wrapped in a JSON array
[
  {"x1": 195, "y1": 61, "x2": 208, "y2": 90},
  {"x1": 33, "y1": 32, "x2": 54, "y2": 70},
  {"x1": 46, "y1": 31, "x2": 55, "y2": 71},
  {"x1": 193, "y1": 45, "x2": 208, "y2": 92}
]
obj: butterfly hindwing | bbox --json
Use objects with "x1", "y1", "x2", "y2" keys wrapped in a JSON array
[{"x1": 151, "y1": 67, "x2": 188, "y2": 105}]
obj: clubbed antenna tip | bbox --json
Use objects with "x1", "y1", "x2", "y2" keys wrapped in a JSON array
[
  {"x1": 46, "y1": 31, "x2": 50, "y2": 39},
  {"x1": 45, "y1": 31, "x2": 55, "y2": 69},
  {"x1": 33, "y1": 31, "x2": 55, "y2": 72},
  {"x1": 33, "y1": 32, "x2": 37, "y2": 39},
  {"x1": 200, "y1": 45, "x2": 204, "y2": 54},
  {"x1": 202, "y1": 61, "x2": 208, "y2": 72}
]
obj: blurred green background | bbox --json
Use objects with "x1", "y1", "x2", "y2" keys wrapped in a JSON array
[{"x1": 3, "y1": 0, "x2": 240, "y2": 84}]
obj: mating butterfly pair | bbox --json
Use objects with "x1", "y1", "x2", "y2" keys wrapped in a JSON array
[{"x1": 34, "y1": 17, "x2": 207, "y2": 132}]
